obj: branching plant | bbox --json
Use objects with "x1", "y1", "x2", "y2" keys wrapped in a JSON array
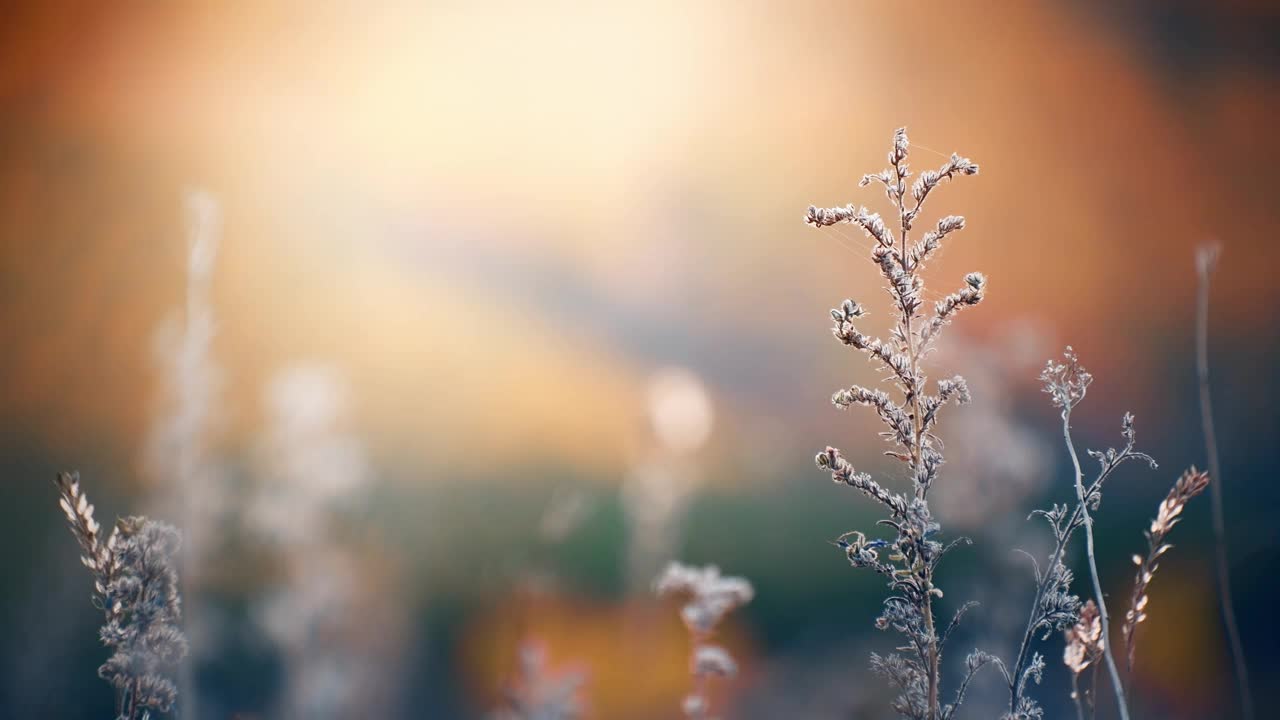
[
  {"x1": 654, "y1": 562, "x2": 754, "y2": 719},
  {"x1": 806, "y1": 128, "x2": 996, "y2": 720},
  {"x1": 1016, "y1": 349, "x2": 1155, "y2": 720},
  {"x1": 54, "y1": 472, "x2": 188, "y2": 720}
]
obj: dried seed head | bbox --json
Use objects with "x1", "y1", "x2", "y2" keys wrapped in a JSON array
[
  {"x1": 1151, "y1": 467, "x2": 1210, "y2": 536},
  {"x1": 1040, "y1": 346, "x2": 1092, "y2": 410},
  {"x1": 1124, "y1": 467, "x2": 1210, "y2": 670},
  {"x1": 1063, "y1": 600, "x2": 1103, "y2": 675}
]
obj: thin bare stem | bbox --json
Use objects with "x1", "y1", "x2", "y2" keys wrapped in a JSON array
[
  {"x1": 1195, "y1": 245, "x2": 1254, "y2": 720},
  {"x1": 1071, "y1": 674, "x2": 1085, "y2": 720},
  {"x1": 1062, "y1": 409, "x2": 1129, "y2": 720}
]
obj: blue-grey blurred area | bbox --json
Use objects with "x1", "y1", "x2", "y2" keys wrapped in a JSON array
[{"x1": 1, "y1": 2, "x2": 1278, "y2": 719}]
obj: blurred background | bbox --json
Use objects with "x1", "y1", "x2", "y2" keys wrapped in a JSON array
[{"x1": 2, "y1": 1, "x2": 1278, "y2": 718}]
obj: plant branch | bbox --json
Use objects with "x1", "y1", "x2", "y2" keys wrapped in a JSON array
[{"x1": 1062, "y1": 409, "x2": 1129, "y2": 720}]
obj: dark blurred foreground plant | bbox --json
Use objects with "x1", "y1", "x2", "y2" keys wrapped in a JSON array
[{"x1": 54, "y1": 471, "x2": 187, "y2": 720}]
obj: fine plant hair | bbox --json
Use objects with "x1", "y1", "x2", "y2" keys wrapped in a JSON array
[
  {"x1": 490, "y1": 644, "x2": 584, "y2": 720},
  {"x1": 1015, "y1": 349, "x2": 1155, "y2": 720},
  {"x1": 806, "y1": 127, "x2": 994, "y2": 720},
  {"x1": 1195, "y1": 244, "x2": 1255, "y2": 720},
  {"x1": 53, "y1": 472, "x2": 188, "y2": 720},
  {"x1": 654, "y1": 562, "x2": 754, "y2": 719},
  {"x1": 1122, "y1": 467, "x2": 1210, "y2": 671}
]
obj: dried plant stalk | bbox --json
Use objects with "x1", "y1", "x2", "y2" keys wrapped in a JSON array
[
  {"x1": 1006, "y1": 353, "x2": 1156, "y2": 720},
  {"x1": 1122, "y1": 467, "x2": 1210, "y2": 669},
  {"x1": 806, "y1": 128, "x2": 1003, "y2": 720},
  {"x1": 1039, "y1": 348, "x2": 1144, "y2": 720}
]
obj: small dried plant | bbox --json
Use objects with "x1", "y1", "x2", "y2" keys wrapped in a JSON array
[
  {"x1": 490, "y1": 643, "x2": 584, "y2": 720},
  {"x1": 1062, "y1": 600, "x2": 1103, "y2": 720},
  {"x1": 1015, "y1": 348, "x2": 1156, "y2": 720},
  {"x1": 1122, "y1": 467, "x2": 1210, "y2": 670},
  {"x1": 806, "y1": 128, "x2": 996, "y2": 720},
  {"x1": 654, "y1": 562, "x2": 754, "y2": 719},
  {"x1": 54, "y1": 471, "x2": 188, "y2": 720}
]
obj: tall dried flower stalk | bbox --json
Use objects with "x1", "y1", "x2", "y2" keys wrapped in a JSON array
[
  {"x1": 1122, "y1": 467, "x2": 1210, "y2": 670},
  {"x1": 654, "y1": 562, "x2": 754, "y2": 719},
  {"x1": 806, "y1": 128, "x2": 999, "y2": 720},
  {"x1": 54, "y1": 472, "x2": 188, "y2": 720},
  {"x1": 1195, "y1": 244, "x2": 1254, "y2": 720}
]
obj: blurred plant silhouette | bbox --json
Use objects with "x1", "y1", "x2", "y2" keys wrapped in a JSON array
[
  {"x1": 655, "y1": 562, "x2": 754, "y2": 719},
  {"x1": 490, "y1": 643, "x2": 584, "y2": 720},
  {"x1": 1195, "y1": 244, "x2": 1255, "y2": 720}
]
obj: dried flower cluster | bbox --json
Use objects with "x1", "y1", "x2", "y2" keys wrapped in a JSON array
[
  {"x1": 1123, "y1": 467, "x2": 1211, "y2": 670},
  {"x1": 1063, "y1": 600, "x2": 1102, "y2": 718},
  {"x1": 806, "y1": 127, "x2": 996, "y2": 720},
  {"x1": 490, "y1": 644, "x2": 584, "y2": 720},
  {"x1": 1063, "y1": 600, "x2": 1102, "y2": 676},
  {"x1": 1040, "y1": 346, "x2": 1092, "y2": 411},
  {"x1": 55, "y1": 472, "x2": 188, "y2": 720},
  {"x1": 654, "y1": 562, "x2": 754, "y2": 719}
]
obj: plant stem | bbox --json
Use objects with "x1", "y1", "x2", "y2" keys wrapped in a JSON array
[
  {"x1": 1196, "y1": 251, "x2": 1255, "y2": 720},
  {"x1": 1071, "y1": 674, "x2": 1085, "y2": 720},
  {"x1": 1008, "y1": 525, "x2": 1065, "y2": 709},
  {"x1": 1089, "y1": 662, "x2": 1099, "y2": 720},
  {"x1": 126, "y1": 676, "x2": 140, "y2": 720},
  {"x1": 907, "y1": 330, "x2": 941, "y2": 720},
  {"x1": 923, "y1": 595, "x2": 938, "y2": 720},
  {"x1": 895, "y1": 153, "x2": 940, "y2": 720},
  {"x1": 1062, "y1": 410, "x2": 1129, "y2": 720}
]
